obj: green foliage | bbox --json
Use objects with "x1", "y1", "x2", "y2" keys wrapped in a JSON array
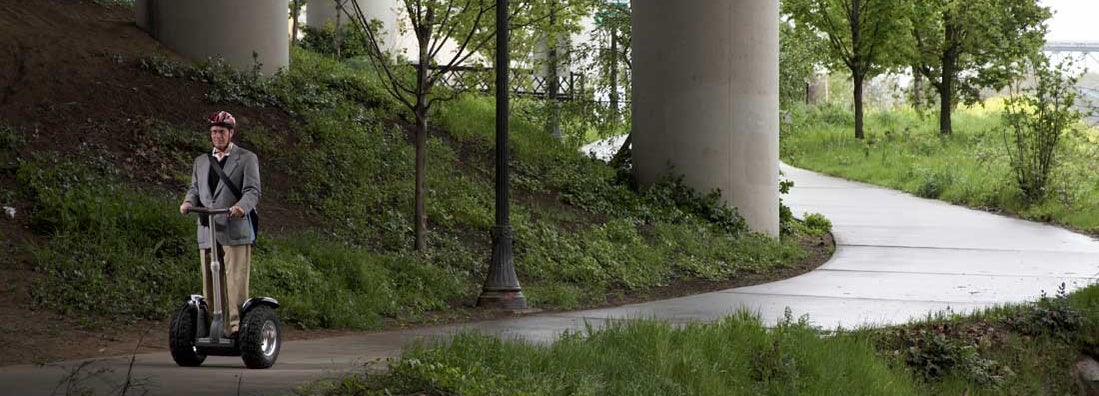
[
  {"x1": 1001, "y1": 59, "x2": 1082, "y2": 203},
  {"x1": 908, "y1": 0, "x2": 1050, "y2": 134},
  {"x1": 802, "y1": 212, "x2": 832, "y2": 236},
  {"x1": 302, "y1": 286, "x2": 1099, "y2": 395},
  {"x1": 903, "y1": 329, "x2": 1010, "y2": 385},
  {"x1": 913, "y1": 166, "x2": 954, "y2": 199},
  {"x1": 1004, "y1": 283, "x2": 1085, "y2": 342},
  {"x1": 870, "y1": 284, "x2": 1099, "y2": 394},
  {"x1": 305, "y1": 314, "x2": 922, "y2": 396},
  {"x1": 253, "y1": 236, "x2": 468, "y2": 328},
  {"x1": 782, "y1": 0, "x2": 912, "y2": 138},
  {"x1": 299, "y1": 23, "x2": 370, "y2": 60},
  {"x1": 15, "y1": 154, "x2": 467, "y2": 329},
  {"x1": 139, "y1": 50, "x2": 398, "y2": 115},
  {"x1": 779, "y1": 19, "x2": 826, "y2": 108},
  {"x1": 17, "y1": 155, "x2": 195, "y2": 319}
]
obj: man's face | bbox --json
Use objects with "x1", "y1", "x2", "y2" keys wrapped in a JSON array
[{"x1": 210, "y1": 125, "x2": 234, "y2": 151}]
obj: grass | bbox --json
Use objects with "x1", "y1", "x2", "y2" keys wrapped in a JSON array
[
  {"x1": 298, "y1": 284, "x2": 1099, "y2": 395},
  {"x1": 780, "y1": 100, "x2": 1099, "y2": 233},
  {"x1": 6, "y1": 46, "x2": 815, "y2": 329}
]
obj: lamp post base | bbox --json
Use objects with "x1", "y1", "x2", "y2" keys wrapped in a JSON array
[
  {"x1": 476, "y1": 289, "x2": 528, "y2": 310},
  {"x1": 477, "y1": 226, "x2": 528, "y2": 310}
]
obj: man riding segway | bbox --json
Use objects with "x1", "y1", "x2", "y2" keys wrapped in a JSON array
[{"x1": 171, "y1": 110, "x2": 280, "y2": 369}]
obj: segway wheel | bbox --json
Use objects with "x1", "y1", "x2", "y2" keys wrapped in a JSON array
[
  {"x1": 169, "y1": 302, "x2": 207, "y2": 367},
  {"x1": 240, "y1": 306, "x2": 280, "y2": 369}
]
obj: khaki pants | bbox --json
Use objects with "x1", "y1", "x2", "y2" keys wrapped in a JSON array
[{"x1": 200, "y1": 244, "x2": 251, "y2": 335}]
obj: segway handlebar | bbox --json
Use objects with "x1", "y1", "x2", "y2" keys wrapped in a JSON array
[{"x1": 185, "y1": 207, "x2": 232, "y2": 215}]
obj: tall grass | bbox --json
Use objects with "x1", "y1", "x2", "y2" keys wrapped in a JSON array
[
  {"x1": 312, "y1": 313, "x2": 922, "y2": 396},
  {"x1": 301, "y1": 284, "x2": 1099, "y2": 395},
  {"x1": 781, "y1": 101, "x2": 1099, "y2": 232}
]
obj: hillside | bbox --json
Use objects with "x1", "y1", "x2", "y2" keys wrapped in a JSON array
[{"x1": 0, "y1": 0, "x2": 830, "y2": 366}]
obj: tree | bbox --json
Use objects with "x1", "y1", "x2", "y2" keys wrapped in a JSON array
[
  {"x1": 909, "y1": 0, "x2": 1049, "y2": 135},
  {"x1": 779, "y1": 18, "x2": 826, "y2": 108},
  {"x1": 593, "y1": 0, "x2": 631, "y2": 127},
  {"x1": 345, "y1": 0, "x2": 528, "y2": 251},
  {"x1": 783, "y1": 0, "x2": 909, "y2": 139},
  {"x1": 516, "y1": 0, "x2": 592, "y2": 138}
]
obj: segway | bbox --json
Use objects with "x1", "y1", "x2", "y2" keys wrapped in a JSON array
[{"x1": 169, "y1": 207, "x2": 281, "y2": 369}]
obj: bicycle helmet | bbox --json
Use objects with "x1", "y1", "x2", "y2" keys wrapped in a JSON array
[{"x1": 208, "y1": 111, "x2": 237, "y2": 129}]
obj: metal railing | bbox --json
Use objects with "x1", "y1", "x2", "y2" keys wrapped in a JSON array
[{"x1": 413, "y1": 64, "x2": 585, "y2": 100}]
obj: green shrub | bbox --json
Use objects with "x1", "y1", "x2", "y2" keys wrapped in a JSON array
[
  {"x1": 1004, "y1": 283, "x2": 1085, "y2": 342},
  {"x1": 1001, "y1": 59, "x2": 1082, "y2": 203},
  {"x1": 904, "y1": 329, "x2": 1010, "y2": 385},
  {"x1": 299, "y1": 23, "x2": 370, "y2": 59},
  {"x1": 802, "y1": 212, "x2": 831, "y2": 236}
]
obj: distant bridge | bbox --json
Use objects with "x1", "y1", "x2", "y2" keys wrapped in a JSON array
[{"x1": 1043, "y1": 41, "x2": 1099, "y2": 53}]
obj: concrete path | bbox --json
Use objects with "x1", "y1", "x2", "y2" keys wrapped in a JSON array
[{"x1": 2, "y1": 156, "x2": 1098, "y2": 395}]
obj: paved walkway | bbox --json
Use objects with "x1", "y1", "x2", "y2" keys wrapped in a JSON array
[{"x1": 2, "y1": 150, "x2": 1098, "y2": 395}]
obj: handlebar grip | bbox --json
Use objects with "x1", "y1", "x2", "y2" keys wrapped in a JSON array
[{"x1": 185, "y1": 207, "x2": 231, "y2": 215}]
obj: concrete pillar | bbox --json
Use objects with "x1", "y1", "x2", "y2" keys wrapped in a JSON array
[
  {"x1": 138, "y1": 0, "x2": 290, "y2": 76},
  {"x1": 134, "y1": 0, "x2": 150, "y2": 31},
  {"x1": 632, "y1": 0, "x2": 780, "y2": 236},
  {"x1": 305, "y1": 0, "x2": 345, "y2": 30},
  {"x1": 306, "y1": 0, "x2": 413, "y2": 57}
]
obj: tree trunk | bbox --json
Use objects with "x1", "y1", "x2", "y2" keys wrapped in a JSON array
[
  {"x1": 853, "y1": 72, "x2": 865, "y2": 140},
  {"x1": 609, "y1": 28, "x2": 619, "y2": 124},
  {"x1": 939, "y1": 15, "x2": 958, "y2": 136},
  {"x1": 413, "y1": 29, "x2": 430, "y2": 251},
  {"x1": 291, "y1": 0, "x2": 300, "y2": 45},
  {"x1": 414, "y1": 107, "x2": 427, "y2": 251},
  {"x1": 546, "y1": 7, "x2": 561, "y2": 138},
  {"x1": 939, "y1": 52, "x2": 956, "y2": 136},
  {"x1": 334, "y1": 0, "x2": 343, "y2": 59}
]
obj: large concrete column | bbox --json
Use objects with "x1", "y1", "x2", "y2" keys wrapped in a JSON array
[
  {"x1": 305, "y1": 0, "x2": 345, "y2": 29},
  {"x1": 306, "y1": 0, "x2": 414, "y2": 57},
  {"x1": 632, "y1": 0, "x2": 780, "y2": 236},
  {"x1": 136, "y1": 0, "x2": 289, "y2": 75}
]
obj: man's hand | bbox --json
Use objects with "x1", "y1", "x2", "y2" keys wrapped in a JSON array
[
  {"x1": 230, "y1": 206, "x2": 245, "y2": 218},
  {"x1": 179, "y1": 201, "x2": 192, "y2": 215}
]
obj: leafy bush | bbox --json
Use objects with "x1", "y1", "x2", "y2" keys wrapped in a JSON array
[
  {"x1": 802, "y1": 212, "x2": 831, "y2": 236},
  {"x1": 299, "y1": 23, "x2": 370, "y2": 60},
  {"x1": 904, "y1": 329, "x2": 1010, "y2": 385},
  {"x1": 1004, "y1": 283, "x2": 1085, "y2": 342},
  {"x1": 1001, "y1": 59, "x2": 1082, "y2": 203}
]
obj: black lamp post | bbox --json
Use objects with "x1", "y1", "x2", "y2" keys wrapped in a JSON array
[{"x1": 478, "y1": 0, "x2": 528, "y2": 309}]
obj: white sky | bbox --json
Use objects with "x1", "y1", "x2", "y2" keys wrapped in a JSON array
[{"x1": 1041, "y1": 0, "x2": 1099, "y2": 42}]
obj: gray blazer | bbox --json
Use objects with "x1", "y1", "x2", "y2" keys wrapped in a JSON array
[{"x1": 184, "y1": 144, "x2": 261, "y2": 248}]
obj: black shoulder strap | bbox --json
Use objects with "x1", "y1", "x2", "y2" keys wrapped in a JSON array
[{"x1": 208, "y1": 154, "x2": 243, "y2": 200}]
